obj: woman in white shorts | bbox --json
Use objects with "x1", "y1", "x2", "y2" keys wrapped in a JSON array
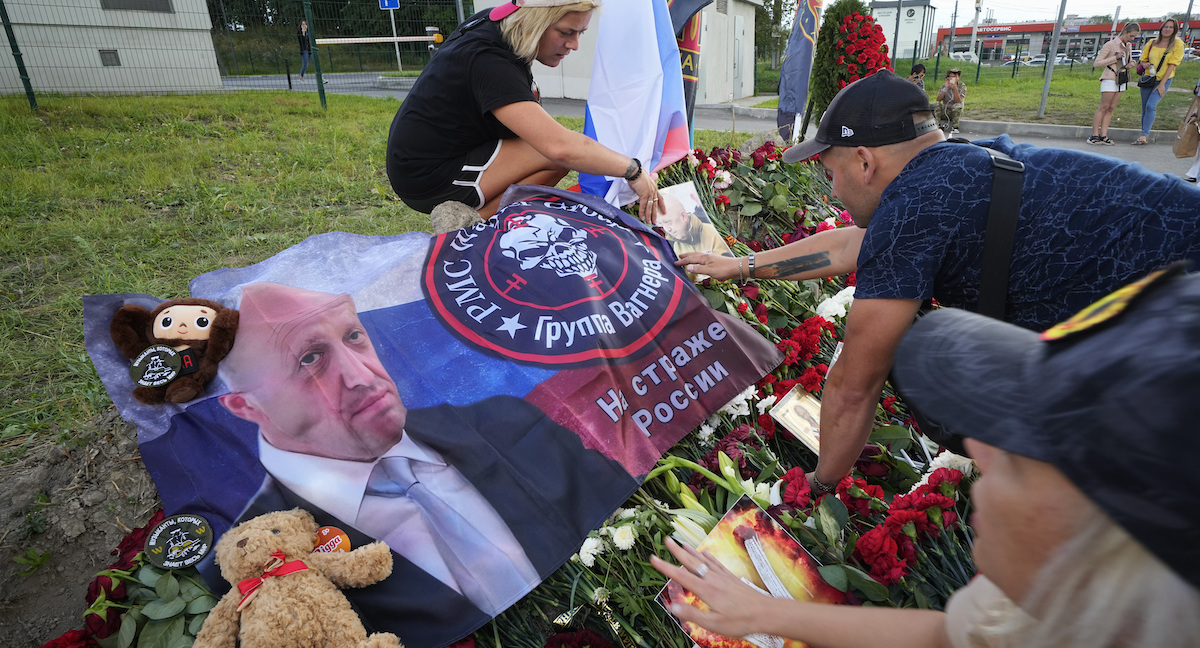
[{"x1": 1089, "y1": 23, "x2": 1140, "y2": 145}]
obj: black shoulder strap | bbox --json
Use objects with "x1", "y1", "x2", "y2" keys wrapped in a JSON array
[{"x1": 977, "y1": 148, "x2": 1025, "y2": 320}]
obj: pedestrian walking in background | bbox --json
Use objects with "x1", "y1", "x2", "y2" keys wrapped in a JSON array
[
  {"x1": 1089, "y1": 23, "x2": 1139, "y2": 145},
  {"x1": 298, "y1": 19, "x2": 312, "y2": 82},
  {"x1": 1133, "y1": 18, "x2": 1184, "y2": 145}
]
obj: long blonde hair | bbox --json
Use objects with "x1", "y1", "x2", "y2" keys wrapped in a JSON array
[
  {"x1": 967, "y1": 507, "x2": 1200, "y2": 648},
  {"x1": 499, "y1": 1, "x2": 600, "y2": 64}
]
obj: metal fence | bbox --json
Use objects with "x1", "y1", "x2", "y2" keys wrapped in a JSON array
[{"x1": 0, "y1": 0, "x2": 472, "y2": 105}]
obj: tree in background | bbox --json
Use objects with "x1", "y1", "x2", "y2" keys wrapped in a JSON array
[
  {"x1": 756, "y1": 0, "x2": 798, "y2": 69},
  {"x1": 808, "y1": 0, "x2": 889, "y2": 121}
]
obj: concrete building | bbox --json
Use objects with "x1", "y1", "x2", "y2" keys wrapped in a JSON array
[
  {"x1": 474, "y1": 0, "x2": 760, "y2": 102},
  {"x1": 934, "y1": 19, "x2": 1196, "y2": 61},
  {"x1": 869, "y1": 0, "x2": 937, "y2": 62},
  {"x1": 0, "y1": 0, "x2": 222, "y2": 94}
]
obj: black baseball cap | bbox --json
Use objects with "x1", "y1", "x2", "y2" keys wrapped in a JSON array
[
  {"x1": 782, "y1": 70, "x2": 938, "y2": 163},
  {"x1": 892, "y1": 264, "x2": 1200, "y2": 587}
]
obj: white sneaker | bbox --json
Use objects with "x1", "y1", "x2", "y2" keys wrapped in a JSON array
[{"x1": 951, "y1": 128, "x2": 960, "y2": 134}]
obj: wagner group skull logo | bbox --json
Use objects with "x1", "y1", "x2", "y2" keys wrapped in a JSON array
[{"x1": 424, "y1": 195, "x2": 689, "y2": 366}]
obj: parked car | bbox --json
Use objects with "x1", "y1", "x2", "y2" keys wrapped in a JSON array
[
  {"x1": 1026, "y1": 56, "x2": 1047, "y2": 65},
  {"x1": 1001, "y1": 59, "x2": 1037, "y2": 67},
  {"x1": 949, "y1": 51, "x2": 980, "y2": 63}
]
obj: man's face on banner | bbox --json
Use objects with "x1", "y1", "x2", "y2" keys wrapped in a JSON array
[
  {"x1": 658, "y1": 196, "x2": 691, "y2": 241},
  {"x1": 221, "y1": 285, "x2": 407, "y2": 462}
]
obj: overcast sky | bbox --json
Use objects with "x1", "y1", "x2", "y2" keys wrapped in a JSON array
[{"x1": 921, "y1": 0, "x2": 1194, "y2": 29}]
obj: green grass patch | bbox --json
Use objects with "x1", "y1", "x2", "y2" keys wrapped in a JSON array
[{"x1": 0, "y1": 92, "x2": 759, "y2": 459}]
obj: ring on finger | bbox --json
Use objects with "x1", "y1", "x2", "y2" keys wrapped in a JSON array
[{"x1": 695, "y1": 563, "x2": 709, "y2": 578}]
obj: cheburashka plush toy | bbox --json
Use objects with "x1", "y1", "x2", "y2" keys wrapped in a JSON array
[
  {"x1": 109, "y1": 298, "x2": 238, "y2": 405},
  {"x1": 194, "y1": 509, "x2": 402, "y2": 648}
]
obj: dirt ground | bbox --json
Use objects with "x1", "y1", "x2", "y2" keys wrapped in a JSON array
[{"x1": 0, "y1": 410, "x2": 161, "y2": 647}]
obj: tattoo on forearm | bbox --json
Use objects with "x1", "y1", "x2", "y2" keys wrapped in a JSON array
[{"x1": 755, "y1": 252, "x2": 832, "y2": 279}]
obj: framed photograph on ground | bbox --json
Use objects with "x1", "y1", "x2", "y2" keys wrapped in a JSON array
[
  {"x1": 769, "y1": 390, "x2": 823, "y2": 455},
  {"x1": 657, "y1": 495, "x2": 845, "y2": 648},
  {"x1": 657, "y1": 181, "x2": 733, "y2": 280}
]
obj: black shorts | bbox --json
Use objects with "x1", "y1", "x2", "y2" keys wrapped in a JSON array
[{"x1": 400, "y1": 140, "x2": 502, "y2": 213}]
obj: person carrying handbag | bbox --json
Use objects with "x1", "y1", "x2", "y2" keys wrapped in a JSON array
[
  {"x1": 1133, "y1": 18, "x2": 1185, "y2": 145},
  {"x1": 1089, "y1": 23, "x2": 1140, "y2": 145},
  {"x1": 1183, "y1": 83, "x2": 1200, "y2": 181}
]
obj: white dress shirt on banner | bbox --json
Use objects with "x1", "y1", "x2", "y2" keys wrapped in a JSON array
[{"x1": 257, "y1": 432, "x2": 540, "y2": 614}]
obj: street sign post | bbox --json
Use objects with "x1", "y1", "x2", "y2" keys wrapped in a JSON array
[{"x1": 380, "y1": 0, "x2": 402, "y2": 71}]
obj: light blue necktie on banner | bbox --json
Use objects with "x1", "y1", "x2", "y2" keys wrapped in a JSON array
[{"x1": 365, "y1": 456, "x2": 526, "y2": 613}]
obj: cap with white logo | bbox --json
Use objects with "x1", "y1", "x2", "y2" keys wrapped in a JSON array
[{"x1": 783, "y1": 70, "x2": 938, "y2": 163}]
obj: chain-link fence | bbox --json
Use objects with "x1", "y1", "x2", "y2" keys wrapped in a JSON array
[{"x1": 0, "y1": 0, "x2": 472, "y2": 102}]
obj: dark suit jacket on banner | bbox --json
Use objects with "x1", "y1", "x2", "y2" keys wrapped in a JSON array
[{"x1": 200, "y1": 397, "x2": 639, "y2": 648}]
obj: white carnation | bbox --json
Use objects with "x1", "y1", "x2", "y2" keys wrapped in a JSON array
[
  {"x1": 755, "y1": 395, "x2": 777, "y2": 415},
  {"x1": 697, "y1": 422, "x2": 716, "y2": 441},
  {"x1": 612, "y1": 525, "x2": 637, "y2": 550},
  {"x1": 815, "y1": 286, "x2": 856, "y2": 320},
  {"x1": 578, "y1": 536, "x2": 605, "y2": 567}
]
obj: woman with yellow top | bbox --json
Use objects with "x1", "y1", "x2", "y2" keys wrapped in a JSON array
[{"x1": 1133, "y1": 18, "x2": 1185, "y2": 145}]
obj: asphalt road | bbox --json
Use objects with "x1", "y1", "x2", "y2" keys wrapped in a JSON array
[{"x1": 226, "y1": 72, "x2": 1194, "y2": 178}]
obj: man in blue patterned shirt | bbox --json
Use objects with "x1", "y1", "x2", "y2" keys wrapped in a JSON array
[{"x1": 676, "y1": 70, "x2": 1200, "y2": 493}]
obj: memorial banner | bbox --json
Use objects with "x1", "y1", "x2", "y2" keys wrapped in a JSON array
[{"x1": 83, "y1": 186, "x2": 782, "y2": 648}]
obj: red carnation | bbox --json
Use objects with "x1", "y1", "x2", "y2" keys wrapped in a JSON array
[
  {"x1": 736, "y1": 302, "x2": 749, "y2": 314},
  {"x1": 853, "y1": 526, "x2": 910, "y2": 585},
  {"x1": 846, "y1": 63, "x2": 857, "y2": 74},
  {"x1": 781, "y1": 467, "x2": 812, "y2": 508},
  {"x1": 715, "y1": 194, "x2": 731, "y2": 207}
]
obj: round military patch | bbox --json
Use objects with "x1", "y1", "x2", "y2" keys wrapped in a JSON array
[
  {"x1": 144, "y1": 514, "x2": 213, "y2": 570},
  {"x1": 129, "y1": 344, "x2": 182, "y2": 388},
  {"x1": 424, "y1": 195, "x2": 688, "y2": 367}
]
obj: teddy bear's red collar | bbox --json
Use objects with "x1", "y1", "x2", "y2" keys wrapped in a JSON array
[{"x1": 237, "y1": 550, "x2": 309, "y2": 611}]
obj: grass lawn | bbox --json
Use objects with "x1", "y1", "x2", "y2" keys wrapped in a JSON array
[
  {"x1": 0, "y1": 93, "x2": 754, "y2": 460},
  {"x1": 753, "y1": 60, "x2": 1200, "y2": 129}
]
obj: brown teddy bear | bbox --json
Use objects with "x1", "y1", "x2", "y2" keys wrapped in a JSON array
[
  {"x1": 109, "y1": 298, "x2": 239, "y2": 405},
  {"x1": 194, "y1": 509, "x2": 403, "y2": 648}
]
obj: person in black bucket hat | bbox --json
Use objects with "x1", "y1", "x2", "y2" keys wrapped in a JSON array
[
  {"x1": 651, "y1": 265, "x2": 1200, "y2": 648},
  {"x1": 674, "y1": 69, "x2": 1200, "y2": 498}
]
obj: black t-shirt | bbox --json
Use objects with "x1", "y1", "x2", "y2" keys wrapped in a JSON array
[{"x1": 386, "y1": 10, "x2": 538, "y2": 200}]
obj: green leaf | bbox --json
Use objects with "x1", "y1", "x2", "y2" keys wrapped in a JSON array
[
  {"x1": 142, "y1": 598, "x2": 187, "y2": 621},
  {"x1": 765, "y1": 312, "x2": 789, "y2": 331},
  {"x1": 842, "y1": 565, "x2": 890, "y2": 602},
  {"x1": 185, "y1": 595, "x2": 217, "y2": 615},
  {"x1": 740, "y1": 202, "x2": 763, "y2": 217},
  {"x1": 817, "y1": 494, "x2": 849, "y2": 536},
  {"x1": 137, "y1": 565, "x2": 162, "y2": 589},
  {"x1": 155, "y1": 573, "x2": 180, "y2": 602},
  {"x1": 867, "y1": 425, "x2": 913, "y2": 445},
  {"x1": 167, "y1": 635, "x2": 194, "y2": 648},
  {"x1": 817, "y1": 564, "x2": 849, "y2": 592},
  {"x1": 768, "y1": 193, "x2": 789, "y2": 212},
  {"x1": 138, "y1": 617, "x2": 185, "y2": 648},
  {"x1": 118, "y1": 612, "x2": 138, "y2": 648},
  {"x1": 700, "y1": 288, "x2": 726, "y2": 310},
  {"x1": 187, "y1": 612, "x2": 208, "y2": 636}
]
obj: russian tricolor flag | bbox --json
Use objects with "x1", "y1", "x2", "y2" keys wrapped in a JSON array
[{"x1": 579, "y1": 0, "x2": 690, "y2": 206}]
